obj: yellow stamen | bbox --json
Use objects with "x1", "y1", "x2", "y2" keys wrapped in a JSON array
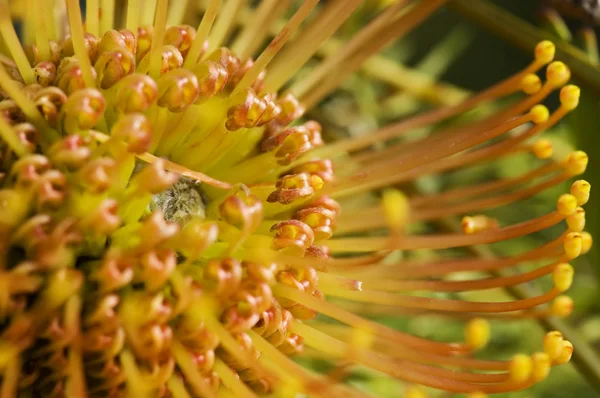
[
  {"x1": 230, "y1": 0, "x2": 320, "y2": 98},
  {"x1": 66, "y1": 0, "x2": 96, "y2": 87},
  {"x1": 148, "y1": 0, "x2": 169, "y2": 80},
  {"x1": 0, "y1": 0, "x2": 35, "y2": 84},
  {"x1": 184, "y1": 0, "x2": 221, "y2": 68},
  {"x1": 100, "y1": 0, "x2": 115, "y2": 34},
  {"x1": 126, "y1": 0, "x2": 140, "y2": 33},
  {"x1": 86, "y1": 0, "x2": 100, "y2": 37}
]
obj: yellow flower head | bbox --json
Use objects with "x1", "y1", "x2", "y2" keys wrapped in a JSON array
[{"x1": 0, "y1": 0, "x2": 591, "y2": 397}]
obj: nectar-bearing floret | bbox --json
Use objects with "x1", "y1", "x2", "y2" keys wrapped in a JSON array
[{"x1": 0, "y1": 0, "x2": 593, "y2": 397}]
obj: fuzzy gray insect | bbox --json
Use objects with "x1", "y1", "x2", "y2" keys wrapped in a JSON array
[{"x1": 148, "y1": 177, "x2": 207, "y2": 224}]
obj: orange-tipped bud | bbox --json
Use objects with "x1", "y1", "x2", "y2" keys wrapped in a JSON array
[
  {"x1": 551, "y1": 295, "x2": 574, "y2": 317},
  {"x1": 404, "y1": 385, "x2": 426, "y2": 398},
  {"x1": 521, "y1": 73, "x2": 542, "y2": 94},
  {"x1": 546, "y1": 61, "x2": 571, "y2": 88},
  {"x1": 509, "y1": 354, "x2": 533, "y2": 383},
  {"x1": 581, "y1": 232, "x2": 593, "y2": 254},
  {"x1": 530, "y1": 105, "x2": 549, "y2": 124},
  {"x1": 554, "y1": 340, "x2": 574, "y2": 365},
  {"x1": 553, "y1": 263, "x2": 574, "y2": 292},
  {"x1": 383, "y1": 189, "x2": 410, "y2": 233},
  {"x1": 557, "y1": 193, "x2": 578, "y2": 217},
  {"x1": 532, "y1": 352, "x2": 551, "y2": 381},
  {"x1": 535, "y1": 40, "x2": 556, "y2": 65},
  {"x1": 544, "y1": 331, "x2": 565, "y2": 360},
  {"x1": 564, "y1": 232, "x2": 583, "y2": 260},
  {"x1": 560, "y1": 85, "x2": 580, "y2": 110},
  {"x1": 571, "y1": 180, "x2": 590, "y2": 205},
  {"x1": 566, "y1": 207, "x2": 586, "y2": 232},
  {"x1": 564, "y1": 151, "x2": 589, "y2": 175},
  {"x1": 464, "y1": 318, "x2": 490, "y2": 350},
  {"x1": 467, "y1": 393, "x2": 487, "y2": 398},
  {"x1": 532, "y1": 138, "x2": 553, "y2": 159},
  {"x1": 461, "y1": 215, "x2": 499, "y2": 234}
]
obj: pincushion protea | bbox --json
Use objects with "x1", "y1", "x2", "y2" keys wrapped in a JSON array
[{"x1": 0, "y1": 0, "x2": 592, "y2": 397}]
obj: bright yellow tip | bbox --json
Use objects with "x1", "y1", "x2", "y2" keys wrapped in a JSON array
[
  {"x1": 581, "y1": 231, "x2": 593, "y2": 254},
  {"x1": 560, "y1": 85, "x2": 580, "y2": 110},
  {"x1": 521, "y1": 73, "x2": 542, "y2": 94},
  {"x1": 554, "y1": 340, "x2": 574, "y2": 365},
  {"x1": 551, "y1": 295, "x2": 574, "y2": 318},
  {"x1": 464, "y1": 318, "x2": 490, "y2": 350},
  {"x1": 564, "y1": 151, "x2": 588, "y2": 175},
  {"x1": 532, "y1": 352, "x2": 551, "y2": 381},
  {"x1": 461, "y1": 215, "x2": 498, "y2": 235},
  {"x1": 566, "y1": 207, "x2": 586, "y2": 232},
  {"x1": 351, "y1": 325, "x2": 374, "y2": 351},
  {"x1": 382, "y1": 189, "x2": 410, "y2": 232},
  {"x1": 544, "y1": 331, "x2": 564, "y2": 360},
  {"x1": 532, "y1": 138, "x2": 553, "y2": 159},
  {"x1": 535, "y1": 40, "x2": 556, "y2": 65},
  {"x1": 467, "y1": 393, "x2": 487, "y2": 398},
  {"x1": 552, "y1": 263, "x2": 574, "y2": 293},
  {"x1": 546, "y1": 61, "x2": 571, "y2": 87},
  {"x1": 529, "y1": 105, "x2": 550, "y2": 124},
  {"x1": 571, "y1": 180, "x2": 590, "y2": 205},
  {"x1": 564, "y1": 232, "x2": 583, "y2": 260},
  {"x1": 509, "y1": 354, "x2": 533, "y2": 383},
  {"x1": 404, "y1": 385, "x2": 426, "y2": 398},
  {"x1": 557, "y1": 194, "x2": 578, "y2": 217}
]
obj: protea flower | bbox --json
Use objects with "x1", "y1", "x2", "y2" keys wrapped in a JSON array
[{"x1": 0, "y1": 0, "x2": 591, "y2": 397}]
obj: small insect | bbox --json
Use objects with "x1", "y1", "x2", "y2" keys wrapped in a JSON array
[
  {"x1": 544, "y1": 0, "x2": 600, "y2": 25},
  {"x1": 132, "y1": 160, "x2": 207, "y2": 224},
  {"x1": 149, "y1": 177, "x2": 207, "y2": 224}
]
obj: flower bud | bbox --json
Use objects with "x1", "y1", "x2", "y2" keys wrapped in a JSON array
[
  {"x1": 61, "y1": 88, "x2": 106, "y2": 134},
  {"x1": 33, "y1": 61, "x2": 57, "y2": 87},
  {"x1": 192, "y1": 60, "x2": 228, "y2": 103},
  {"x1": 110, "y1": 113, "x2": 152, "y2": 154},
  {"x1": 81, "y1": 199, "x2": 122, "y2": 236},
  {"x1": 136, "y1": 25, "x2": 154, "y2": 62},
  {"x1": 164, "y1": 26, "x2": 196, "y2": 58},
  {"x1": 33, "y1": 87, "x2": 68, "y2": 128},
  {"x1": 271, "y1": 219, "x2": 315, "y2": 254},
  {"x1": 94, "y1": 47, "x2": 135, "y2": 89},
  {"x1": 267, "y1": 173, "x2": 322, "y2": 204},
  {"x1": 47, "y1": 134, "x2": 92, "y2": 169},
  {"x1": 114, "y1": 74, "x2": 158, "y2": 114},
  {"x1": 78, "y1": 157, "x2": 116, "y2": 193},
  {"x1": 157, "y1": 68, "x2": 199, "y2": 112},
  {"x1": 138, "y1": 249, "x2": 177, "y2": 291},
  {"x1": 61, "y1": 32, "x2": 99, "y2": 61}
]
